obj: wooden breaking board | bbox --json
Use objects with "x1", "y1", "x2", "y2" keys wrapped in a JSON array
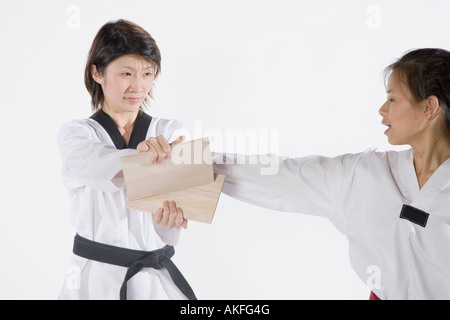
[{"x1": 120, "y1": 137, "x2": 225, "y2": 224}]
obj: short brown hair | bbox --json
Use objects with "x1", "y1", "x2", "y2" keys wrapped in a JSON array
[{"x1": 84, "y1": 19, "x2": 161, "y2": 111}]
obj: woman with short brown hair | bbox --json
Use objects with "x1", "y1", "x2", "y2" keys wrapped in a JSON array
[{"x1": 58, "y1": 19, "x2": 195, "y2": 300}]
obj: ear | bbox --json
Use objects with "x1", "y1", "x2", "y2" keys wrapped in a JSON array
[
  {"x1": 91, "y1": 65, "x2": 104, "y2": 85},
  {"x1": 424, "y1": 95, "x2": 441, "y2": 120}
]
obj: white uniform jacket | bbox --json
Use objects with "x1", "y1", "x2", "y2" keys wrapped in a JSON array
[
  {"x1": 213, "y1": 149, "x2": 450, "y2": 300},
  {"x1": 57, "y1": 110, "x2": 189, "y2": 300}
]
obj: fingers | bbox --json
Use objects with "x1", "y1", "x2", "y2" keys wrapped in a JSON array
[
  {"x1": 170, "y1": 136, "x2": 185, "y2": 146},
  {"x1": 154, "y1": 200, "x2": 187, "y2": 229},
  {"x1": 157, "y1": 135, "x2": 172, "y2": 154},
  {"x1": 142, "y1": 136, "x2": 169, "y2": 164},
  {"x1": 178, "y1": 207, "x2": 188, "y2": 229},
  {"x1": 166, "y1": 201, "x2": 177, "y2": 228},
  {"x1": 146, "y1": 138, "x2": 166, "y2": 164},
  {"x1": 137, "y1": 140, "x2": 149, "y2": 153},
  {"x1": 175, "y1": 207, "x2": 186, "y2": 229},
  {"x1": 139, "y1": 135, "x2": 184, "y2": 164},
  {"x1": 153, "y1": 207, "x2": 163, "y2": 225}
]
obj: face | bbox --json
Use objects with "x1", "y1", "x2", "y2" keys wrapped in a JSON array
[
  {"x1": 92, "y1": 54, "x2": 155, "y2": 113},
  {"x1": 379, "y1": 72, "x2": 428, "y2": 145}
]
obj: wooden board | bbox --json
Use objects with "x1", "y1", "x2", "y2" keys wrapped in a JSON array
[
  {"x1": 127, "y1": 174, "x2": 225, "y2": 224},
  {"x1": 120, "y1": 138, "x2": 224, "y2": 224},
  {"x1": 120, "y1": 138, "x2": 214, "y2": 201}
]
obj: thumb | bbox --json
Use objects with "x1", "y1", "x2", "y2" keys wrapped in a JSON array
[
  {"x1": 170, "y1": 136, "x2": 185, "y2": 146},
  {"x1": 137, "y1": 140, "x2": 150, "y2": 153}
]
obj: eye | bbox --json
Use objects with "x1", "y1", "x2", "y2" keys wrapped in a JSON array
[
  {"x1": 390, "y1": 99, "x2": 395, "y2": 103},
  {"x1": 144, "y1": 72, "x2": 153, "y2": 77},
  {"x1": 123, "y1": 72, "x2": 132, "y2": 77}
]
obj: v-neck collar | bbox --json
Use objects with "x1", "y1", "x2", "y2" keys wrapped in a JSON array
[
  {"x1": 413, "y1": 157, "x2": 450, "y2": 210},
  {"x1": 90, "y1": 109, "x2": 152, "y2": 150},
  {"x1": 398, "y1": 149, "x2": 450, "y2": 211}
]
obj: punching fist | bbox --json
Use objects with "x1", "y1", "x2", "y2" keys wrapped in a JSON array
[
  {"x1": 137, "y1": 135, "x2": 187, "y2": 229},
  {"x1": 137, "y1": 135, "x2": 185, "y2": 164}
]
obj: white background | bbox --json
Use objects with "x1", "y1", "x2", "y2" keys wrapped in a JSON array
[{"x1": 1, "y1": 0, "x2": 449, "y2": 300}]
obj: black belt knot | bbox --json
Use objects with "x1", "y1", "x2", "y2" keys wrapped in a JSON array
[
  {"x1": 72, "y1": 234, "x2": 196, "y2": 300},
  {"x1": 129, "y1": 245, "x2": 174, "y2": 270},
  {"x1": 121, "y1": 246, "x2": 174, "y2": 300}
]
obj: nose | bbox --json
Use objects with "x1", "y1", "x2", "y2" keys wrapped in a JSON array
[
  {"x1": 379, "y1": 100, "x2": 389, "y2": 116},
  {"x1": 130, "y1": 76, "x2": 145, "y2": 93}
]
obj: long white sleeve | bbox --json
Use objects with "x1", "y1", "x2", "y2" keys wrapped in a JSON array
[
  {"x1": 57, "y1": 120, "x2": 137, "y2": 193},
  {"x1": 213, "y1": 152, "x2": 366, "y2": 234},
  {"x1": 215, "y1": 149, "x2": 450, "y2": 300}
]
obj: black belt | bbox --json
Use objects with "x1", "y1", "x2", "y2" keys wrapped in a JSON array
[{"x1": 73, "y1": 234, "x2": 197, "y2": 300}]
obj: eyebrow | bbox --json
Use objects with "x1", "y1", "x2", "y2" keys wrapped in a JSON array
[{"x1": 119, "y1": 65, "x2": 153, "y2": 70}]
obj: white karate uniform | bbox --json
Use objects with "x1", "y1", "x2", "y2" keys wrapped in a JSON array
[
  {"x1": 213, "y1": 149, "x2": 450, "y2": 300},
  {"x1": 57, "y1": 113, "x2": 189, "y2": 300}
]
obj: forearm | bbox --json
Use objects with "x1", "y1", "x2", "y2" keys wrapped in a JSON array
[
  {"x1": 213, "y1": 152, "x2": 364, "y2": 220},
  {"x1": 213, "y1": 153, "x2": 310, "y2": 213}
]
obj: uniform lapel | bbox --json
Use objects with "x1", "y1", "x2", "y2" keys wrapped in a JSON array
[
  {"x1": 396, "y1": 149, "x2": 420, "y2": 203},
  {"x1": 398, "y1": 149, "x2": 450, "y2": 219},
  {"x1": 91, "y1": 109, "x2": 125, "y2": 149},
  {"x1": 127, "y1": 111, "x2": 152, "y2": 149},
  {"x1": 411, "y1": 158, "x2": 450, "y2": 212},
  {"x1": 90, "y1": 109, "x2": 152, "y2": 150}
]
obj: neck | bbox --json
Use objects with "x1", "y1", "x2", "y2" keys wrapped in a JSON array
[
  {"x1": 102, "y1": 105, "x2": 139, "y2": 130},
  {"x1": 411, "y1": 128, "x2": 450, "y2": 187}
]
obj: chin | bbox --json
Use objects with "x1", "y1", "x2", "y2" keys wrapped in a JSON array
[
  {"x1": 122, "y1": 104, "x2": 141, "y2": 113},
  {"x1": 387, "y1": 137, "x2": 408, "y2": 146}
]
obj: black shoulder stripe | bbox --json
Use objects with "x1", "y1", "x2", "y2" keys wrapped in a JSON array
[
  {"x1": 127, "y1": 111, "x2": 152, "y2": 149},
  {"x1": 90, "y1": 110, "x2": 125, "y2": 149}
]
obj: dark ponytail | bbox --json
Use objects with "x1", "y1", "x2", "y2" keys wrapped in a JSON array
[{"x1": 385, "y1": 48, "x2": 450, "y2": 130}]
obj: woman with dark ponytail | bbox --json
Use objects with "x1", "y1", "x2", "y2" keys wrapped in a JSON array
[{"x1": 213, "y1": 48, "x2": 450, "y2": 300}]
